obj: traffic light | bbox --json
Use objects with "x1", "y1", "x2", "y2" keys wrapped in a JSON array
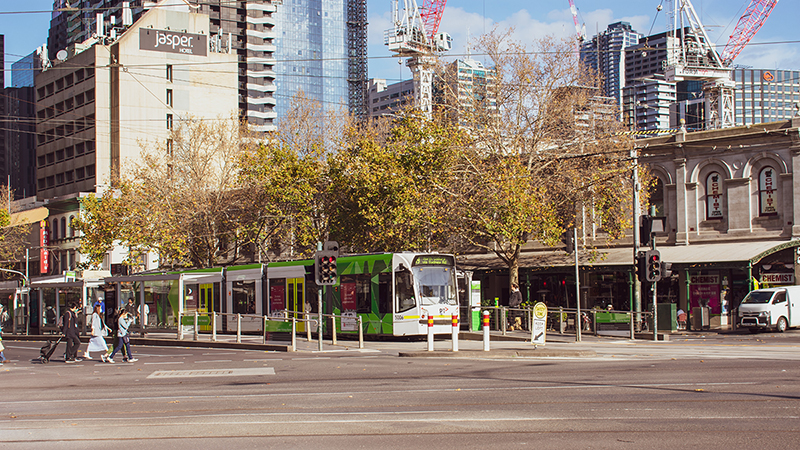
[
  {"x1": 561, "y1": 231, "x2": 574, "y2": 254},
  {"x1": 646, "y1": 249, "x2": 662, "y2": 282},
  {"x1": 635, "y1": 251, "x2": 647, "y2": 283},
  {"x1": 314, "y1": 251, "x2": 338, "y2": 285}
]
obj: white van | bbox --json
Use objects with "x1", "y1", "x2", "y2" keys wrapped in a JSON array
[{"x1": 738, "y1": 286, "x2": 800, "y2": 333}]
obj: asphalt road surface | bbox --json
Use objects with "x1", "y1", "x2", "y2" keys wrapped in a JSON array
[{"x1": 2, "y1": 333, "x2": 800, "y2": 449}]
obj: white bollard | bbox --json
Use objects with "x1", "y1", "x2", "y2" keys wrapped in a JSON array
[
  {"x1": 193, "y1": 311, "x2": 199, "y2": 341},
  {"x1": 236, "y1": 313, "x2": 242, "y2": 343},
  {"x1": 211, "y1": 311, "x2": 217, "y2": 342},
  {"x1": 358, "y1": 316, "x2": 364, "y2": 349},
  {"x1": 291, "y1": 316, "x2": 297, "y2": 352},
  {"x1": 482, "y1": 310, "x2": 491, "y2": 351},
  {"x1": 451, "y1": 314, "x2": 459, "y2": 352},
  {"x1": 427, "y1": 314, "x2": 435, "y2": 352}
]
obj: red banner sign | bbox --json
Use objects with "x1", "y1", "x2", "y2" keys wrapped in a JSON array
[{"x1": 40, "y1": 221, "x2": 49, "y2": 274}]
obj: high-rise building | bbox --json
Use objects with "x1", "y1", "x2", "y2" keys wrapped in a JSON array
[
  {"x1": 580, "y1": 22, "x2": 641, "y2": 107},
  {"x1": 35, "y1": 2, "x2": 238, "y2": 199},
  {"x1": 2, "y1": 40, "x2": 39, "y2": 199},
  {"x1": 47, "y1": 0, "x2": 147, "y2": 62},
  {"x1": 622, "y1": 75, "x2": 675, "y2": 132},
  {"x1": 732, "y1": 68, "x2": 800, "y2": 126},
  {"x1": 48, "y1": 1, "x2": 368, "y2": 131},
  {"x1": 435, "y1": 58, "x2": 497, "y2": 126},
  {"x1": 11, "y1": 51, "x2": 44, "y2": 88}
]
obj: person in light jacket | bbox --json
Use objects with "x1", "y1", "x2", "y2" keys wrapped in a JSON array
[
  {"x1": 84, "y1": 303, "x2": 110, "y2": 362},
  {"x1": 107, "y1": 310, "x2": 137, "y2": 363}
]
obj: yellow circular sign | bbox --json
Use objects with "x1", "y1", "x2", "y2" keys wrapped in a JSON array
[{"x1": 533, "y1": 302, "x2": 548, "y2": 320}]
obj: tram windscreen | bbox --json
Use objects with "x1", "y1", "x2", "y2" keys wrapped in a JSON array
[{"x1": 413, "y1": 266, "x2": 457, "y2": 306}]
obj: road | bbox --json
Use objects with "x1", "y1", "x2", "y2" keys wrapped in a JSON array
[{"x1": 2, "y1": 331, "x2": 800, "y2": 449}]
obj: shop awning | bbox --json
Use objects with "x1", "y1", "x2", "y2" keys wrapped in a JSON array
[
  {"x1": 5, "y1": 206, "x2": 48, "y2": 227},
  {"x1": 457, "y1": 239, "x2": 800, "y2": 271}
]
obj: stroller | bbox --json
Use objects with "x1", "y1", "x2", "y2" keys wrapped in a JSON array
[{"x1": 39, "y1": 336, "x2": 65, "y2": 363}]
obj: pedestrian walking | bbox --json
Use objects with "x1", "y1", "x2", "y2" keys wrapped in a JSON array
[
  {"x1": 84, "y1": 303, "x2": 110, "y2": 362},
  {"x1": 61, "y1": 303, "x2": 81, "y2": 363},
  {"x1": 107, "y1": 310, "x2": 137, "y2": 363},
  {"x1": 108, "y1": 308, "x2": 129, "y2": 361},
  {"x1": 125, "y1": 298, "x2": 138, "y2": 323}
]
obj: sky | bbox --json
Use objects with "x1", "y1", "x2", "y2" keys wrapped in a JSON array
[{"x1": 2, "y1": 0, "x2": 799, "y2": 87}]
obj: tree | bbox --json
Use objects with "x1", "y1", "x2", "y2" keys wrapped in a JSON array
[
  {"x1": 238, "y1": 93, "x2": 351, "y2": 259},
  {"x1": 442, "y1": 31, "x2": 634, "y2": 287},
  {"x1": 0, "y1": 186, "x2": 32, "y2": 273},
  {"x1": 327, "y1": 111, "x2": 466, "y2": 252},
  {"x1": 75, "y1": 115, "x2": 252, "y2": 269}
]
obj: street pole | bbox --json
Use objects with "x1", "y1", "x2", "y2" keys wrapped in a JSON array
[
  {"x1": 650, "y1": 205, "x2": 658, "y2": 342},
  {"x1": 574, "y1": 227, "x2": 581, "y2": 342},
  {"x1": 632, "y1": 149, "x2": 642, "y2": 332}
]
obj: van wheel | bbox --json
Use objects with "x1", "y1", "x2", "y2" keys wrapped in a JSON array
[{"x1": 776, "y1": 317, "x2": 788, "y2": 333}]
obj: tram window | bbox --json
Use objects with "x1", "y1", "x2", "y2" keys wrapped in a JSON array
[
  {"x1": 395, "y1": 268, "x2": 415, "y2": 313},
  {"x1": 342, "y1": 275, "x2": 372, "y2": 313},
  {"x1": 378, "y1": 272, "x2": 391, "y2": 314},
  {"x1": 232, "y1": 280, "x2": 256, "y2": 314},
  {"x1": 415, "y1": 267, "x2": 458, "y2": 306}
]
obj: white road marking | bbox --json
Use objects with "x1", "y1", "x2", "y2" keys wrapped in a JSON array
[
  {"x1": 194, "y1": 360, "x2": 233, "y2": 363},
  {"x1": 143, "y1": 362, "x2": 185, "y2": 365},
  {"x1": 147, "y1": 367, "x2": 276, "y2": 378}
]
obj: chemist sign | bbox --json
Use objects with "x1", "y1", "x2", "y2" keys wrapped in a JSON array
[{"x1": 140, "y1": 28, "x2": 207, "y2": 56}]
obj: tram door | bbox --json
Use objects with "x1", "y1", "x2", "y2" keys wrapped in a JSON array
[
  {"x1": 287, "y1": 278, "x2": 306, "y2": 332},
  {"x1": 198, "y1": 284, "x2": 213, "y2": 331}
]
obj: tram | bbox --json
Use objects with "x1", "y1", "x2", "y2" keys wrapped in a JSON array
[
  {"x1": 264, "y1": 252, "x2": 459, "y2": 336},
  {"x1": 15, "y1": 252, "x2": 459, "y2": 338},
  {"x1": 200, "y1": 252, "x2": 461, "y2": 336}
]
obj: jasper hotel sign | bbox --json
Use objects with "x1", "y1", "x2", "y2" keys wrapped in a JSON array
[{"x1": 140, "y1": 28, "x2": 207, "y2": 56}]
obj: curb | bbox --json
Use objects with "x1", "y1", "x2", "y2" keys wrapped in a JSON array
[{"x1": 398, "y1": 349, "x2": 597, "y2": 358}]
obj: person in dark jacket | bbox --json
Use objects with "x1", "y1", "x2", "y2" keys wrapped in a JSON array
[
  {"x1": 508, "y1": 283, "x2": 524, "y2": 331},
  {"x1": 61, "y1": 303, "x2": 82, "y2": 363}
]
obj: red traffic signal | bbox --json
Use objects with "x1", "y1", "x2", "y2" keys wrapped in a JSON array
[
  {"x1": 315, "y1": 251, "x2": 338, "y2": 285},
  {"x1": 646, "y1": 249, "x2": 661, "y2": 282}
]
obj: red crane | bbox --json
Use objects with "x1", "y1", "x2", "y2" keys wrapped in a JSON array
[
  {"x1": 721, "y1": 0, "x2": 779, "y2": 65},
  {"x1": 420, "y1": 0, "x2": 447, "y2": 42}
]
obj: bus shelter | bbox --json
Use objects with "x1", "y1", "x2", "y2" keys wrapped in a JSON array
[{"x1": 30, "y1": 274, "x2": 106, "y2": 335}]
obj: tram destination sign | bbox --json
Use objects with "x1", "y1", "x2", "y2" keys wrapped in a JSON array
[
  {"x1": 140, "y1": 28, "x2": 207, "y2": 56},
  {"x1": 413, "y1": 255, "x2": 454, "y2": 266}
]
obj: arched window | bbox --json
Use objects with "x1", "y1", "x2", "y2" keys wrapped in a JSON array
[
  {"x1": 759, "y1": 166, "x2": 778, "y2": 216},
  {"x1": 68, "y1": 215, "x2": 75, "y2": 237},
  {"x1": 648, "y1": 178, "x2": 665, "y2": 216},
  {"x1": 60, "y1": 218, "x2": 67, "y2": 239},
  {"x1": 52, "y1": 219, "x2": 59, "y2": 240},
  {"x1": 706, "y1": 172, "x2": 724, "y2": 220}
]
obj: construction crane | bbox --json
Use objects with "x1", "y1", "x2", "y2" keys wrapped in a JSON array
[
  {"x1": 385, "y1": 0, "x2": 452, "y2": 118},
  {"x1": 568, "y1": 0, "x2": 586, "y2": 44},
  {"x1": 664, "y1": 0, "x2": 778, "y2": 129},
  {"x1": 721, "y1": 0, "x2": 779, "y2": 66}
]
